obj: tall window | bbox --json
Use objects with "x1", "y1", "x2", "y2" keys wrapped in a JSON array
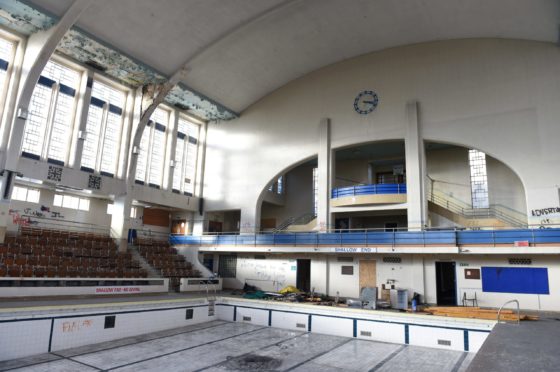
[
  {"x1": 313, "y1": 167, "x2": 318, "y2": 216},
  {"x1": 81, "y1": 79, "x2": 126, "y2": 176},
  {"x1": 0, "y1": 36, "x2": 15, "y2": 117},
  {"x1": 172, "y1": 116, "x2": 199, "y2": 195},
  {"x1": 22, "y1": 60, "x2": 81, "y2": 164},
  {"x1": 468, "y1": 149, "x2": 489, "y2": 208},
  {"x1": 136, "y1": 107, "x2": 169, "y2": 187}
]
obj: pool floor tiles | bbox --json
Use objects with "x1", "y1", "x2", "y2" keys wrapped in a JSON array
[{"x1": 0, "y1": 321, "x2": 474, "y2": 372}]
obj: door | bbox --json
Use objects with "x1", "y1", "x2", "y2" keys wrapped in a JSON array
[
  {"x1": 359, "y1": 260, "x2": 376, "y2": 293},
  {"x1": 172, "y1": 220, "x2": 186, "y2": 234},
  {"x1": 296, "y1": 259, "x2": 311, "y2": 292},
  {"x1": 436, "y1": 261, "x2": 457, "y2": 305}
]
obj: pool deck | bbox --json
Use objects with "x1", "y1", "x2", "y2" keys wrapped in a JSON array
[{"x1": 467, "y1": 315, "x2": 560, "y2": 372}]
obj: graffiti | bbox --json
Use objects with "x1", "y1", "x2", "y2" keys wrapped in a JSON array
[
  {"x1": 531, "y1": 207, "x2": 560, "y2": 217},
  {"x1": 62, "y1": 319, "x2": 93, "y2": 333}
]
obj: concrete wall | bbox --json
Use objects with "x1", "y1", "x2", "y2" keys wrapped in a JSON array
[
  {"x1": 426, "y1": 146, "x2": 527, "y2": 215},
  {"x1": 203, "y1": 39, "x2": 560, "y2": 228},
  {"x1": 260, "y1": 163, "x2": 314, "y2": 227},
  {"x1": 213, "y1": 252, "x2": 559, "y2": 311}
]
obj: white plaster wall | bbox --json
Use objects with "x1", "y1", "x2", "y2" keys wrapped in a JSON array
[
  {"x1": 203, "y1": 39, "x2": 560, "y2": 228},
  {"x1": 260, "y1": 163, "x2": 314, "y2": 227}
]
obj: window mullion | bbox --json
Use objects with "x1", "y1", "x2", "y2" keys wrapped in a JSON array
[
  {"x1": 95, "y1": 104, "x2": 109, "y2": 172},
  {"x1": 42, "y1": 83, "x2": 59, "y2": 160},
  {"x1": 145, "y1": 125, "x2": 155, "y2": 184}
]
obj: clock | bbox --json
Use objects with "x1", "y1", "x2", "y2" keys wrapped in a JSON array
[{"x1": 353, "y1": 90, "x2": 379, "y2": 114}]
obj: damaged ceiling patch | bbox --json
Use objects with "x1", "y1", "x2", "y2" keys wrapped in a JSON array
[{"x1": 0, "y1": 0, "x2": 238, "y2": 121}]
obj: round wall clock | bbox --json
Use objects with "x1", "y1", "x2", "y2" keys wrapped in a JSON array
[{"x1": 353, "y1": 90, "x2": 379, "y2": 114}]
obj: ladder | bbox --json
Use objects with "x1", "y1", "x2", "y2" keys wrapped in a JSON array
[{"x1": 206, "y1": 279, "x2": 217, "y2": 316}]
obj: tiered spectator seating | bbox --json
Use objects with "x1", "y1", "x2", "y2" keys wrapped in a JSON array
[
  {"x1": 0, "y1": 227, "x2": 148, "y2": 278},
  {"x1": 136, "y1": 238, "x2": 200, "y2": 278}
]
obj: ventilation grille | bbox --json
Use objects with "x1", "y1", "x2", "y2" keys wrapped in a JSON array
[
  {"x1": 360, "y1": 331, "x2": 372, "y2": 337},
  {"x1": 254, "y1": 255, "x2": 266, "y2": 260},
  {"x1": 242, "y1": 316, "x2": 252, "y2": 322},
  {"x1": 296, "y1": 323, "x2": 306, "y2": 329},
  {"x1": 337, "y1": 257, "x2": 353, "y2": 262},
  {"x1": 508, "y1": 258, "x2": 532, "y2": 265},
  {"x1": 437, "y1": 339, "x2": 451, "y2": 346},
  {"x1": 383, "y1": 256, "x2": 402, "y2": 263}
]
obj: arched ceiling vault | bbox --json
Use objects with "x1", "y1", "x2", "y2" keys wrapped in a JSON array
[{"x1": 4, "y1": 0, "x2": 560, "y2": 120}]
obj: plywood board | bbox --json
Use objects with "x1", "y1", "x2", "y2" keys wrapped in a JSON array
[{"x1": 359, "y1": 260, "x2": 376, "y2": 292}]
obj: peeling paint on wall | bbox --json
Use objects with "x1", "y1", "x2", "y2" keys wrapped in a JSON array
[
  {"x1": 0, "y1": 0, "x2": 238, "y2": 121},
  {"x1": 0, "y1": 0, "x2": 55, "y2": 34}
]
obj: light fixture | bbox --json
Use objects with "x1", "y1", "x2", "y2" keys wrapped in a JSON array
[
  {"x1": 169, "y1": 160, "x2": 175, "y2": 167},
  {"x1": 132, "y1": 146, "x2": 139, "y2": 155},
  {"x1": 78, "y1": 130, "x2": 87, "y2": 140}
]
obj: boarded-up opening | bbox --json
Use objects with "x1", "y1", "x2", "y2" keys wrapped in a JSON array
[{"x1": 143, "y1": 208, "x2": 170, "y2": 227}]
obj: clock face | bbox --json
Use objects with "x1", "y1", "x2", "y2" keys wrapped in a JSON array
[{"x1": 354, "y1": 90, "x2": 379, "y2": 114}]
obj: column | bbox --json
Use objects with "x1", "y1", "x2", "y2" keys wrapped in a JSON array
[
  {"x1": 405, "y1": 101, "x2": 427, "y2": 229},
  {"x1": 316, "y1": 118, "x2": 331, "y2": 231},
  {"x1": 110, "y1": 194, "x2": 133, "y2": 252}
]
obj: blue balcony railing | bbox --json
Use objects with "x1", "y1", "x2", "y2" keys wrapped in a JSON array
[
  {"x1": 170, "y1": 228, "x2": 560, "y2": 247},
  {"x1": 331, "y1": 183, "x2": 407, "y2": 199}
]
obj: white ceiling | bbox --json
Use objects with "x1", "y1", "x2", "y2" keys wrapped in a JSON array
[{"x1": 29, "y1": 0, "x2": 560, "y2": 113}]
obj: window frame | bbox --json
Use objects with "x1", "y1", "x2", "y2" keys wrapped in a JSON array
[
  {"x1": 81, "y1": 74, "x2": 129, "y2": 177},
  {"x1": 22, "y1": 56, "x2": 85, "y2": 165}
]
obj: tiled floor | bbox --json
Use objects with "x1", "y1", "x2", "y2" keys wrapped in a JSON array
[{"x1": 0, "y1": 321, "x2": 474, "y2": 372}]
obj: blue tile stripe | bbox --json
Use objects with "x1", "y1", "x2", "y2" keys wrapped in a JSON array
[
  {"x1": 353, "y1": 319, "x2": 357, "y2": 337},
  {"x1": 308, "y1": 314, "x2": 312, "y2": 332},
  {"x1": 404, "y1": 324, "x2": 409, "y2": 344},
  {"x1": 268, "y1": 310, "x2": 272, "y2": 326},
  {"x1": 464, "y1": 330, "x2": 469, "y2": 352}
]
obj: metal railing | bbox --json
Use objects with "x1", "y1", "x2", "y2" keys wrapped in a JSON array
[
  {"x1": 17, "y1": 216, "x2": 110, "y2": 236},
  {"x1": 274, "y1": 213, "x2": 316, "y2": 232},
  {"x1": 331, "y1": 183, "x2": 407, "y2": 199},
  {"x1": 497, "y1": 299, "x2": 520, "y2": 324},
  {"x1": 170, "y1": 225, "x2": 560, "y2": 248},
  {"x1": 427, "y1": 189, "x2": 527, "y2": 228}
]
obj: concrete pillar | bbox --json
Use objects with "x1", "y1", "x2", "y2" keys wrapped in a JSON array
[
  {"x1": 69, "y1": 71, "x2": 93, "y2": 169},
  {"x1": 405, "y1": 101, "x2": 427, "y2": 230},
  {"x1": 316, "y1": 118, "x2": 331, "y2": 231},
  {"x1": 110, "y1": 194, "x2": 133, "y2": 252}
]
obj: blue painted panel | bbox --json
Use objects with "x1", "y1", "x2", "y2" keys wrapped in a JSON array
[
  {"x1": 481, "y1": 267, "x2": 549, "y2": 294},
  {"x1": 0, "y1": 59, "x2": 9, "y2": 71}
]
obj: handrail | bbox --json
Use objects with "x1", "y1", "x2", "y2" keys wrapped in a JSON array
[
  {"x1": 331, "y1": 183, "x2": 407, "y2": 198},
  {"x1": 497, "y1": 299, "x2": 520, "y2": 324},
  {"x1": 428, "y1": 188, "x2": 527, "y2": 227}
]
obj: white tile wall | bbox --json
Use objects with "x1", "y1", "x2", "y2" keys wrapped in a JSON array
[
  {"x1": 0, "y1": 319, "x2": 52, "y2": 360},
  {"x1": 311, "y1": 315, "x2": 353, "y2": 338},
  {"x1": 408, "y1": 325, "x2": 465, "y2": 351},
  {"x1": 51, "y1": 305, "x2": 213, "y2": 351},
  {"x1": 271, "y1": 311, "x2": 309, "y2": 331},
  {"x1": 356, "y1": 320, "x2": 405, "y2": 344},
  {"x1": 234, "y1": 307, "x2": 269, "y2": 327}
]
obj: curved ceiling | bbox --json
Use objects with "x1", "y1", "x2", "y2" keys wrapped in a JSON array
[{"x1": 24, "y1": 0, "x2": 560, "y2": 114}]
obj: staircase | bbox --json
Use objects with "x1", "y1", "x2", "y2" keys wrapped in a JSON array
[
  {"x1": 427, "y1": 189, "x2": 527, "y2": 228},
  {"x1": 274, "y1": 213, "x2": 317, "y2": 232},
  {"x1": 128, "y1": 246, "x2": 162, "y2": 278}
]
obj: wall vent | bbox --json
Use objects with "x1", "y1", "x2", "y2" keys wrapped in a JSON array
[
  {"x1": 508, "y1": 258, "x2": 532, "y2": 265},
  {"x1": 337, "y1": 257, "x2": 353, "y2": 262},
  {"x1": 360, "y1": 331, "x2": 372, "y2": 337},
  {"x1": 254, "y1": 255, "x2": 266, "y2": 260},
  {"x1": 296, "y1": 323, "x2": 306, "y2": 329},
  {"x1": 104, "y1": 315, "x2": 116, "y2": 329},
  {"x1": 437, "y1": 339, "x2": 451, "y2": 346},
  {"x1": 383, "y1": 256, "x2": 402, "y2": 263},
  {"x1": 185, "y1": 308, "x2": 194, "y2": 319},
  {"x1": 242, "y1": 316, "x2": 252, "y2": 322}
]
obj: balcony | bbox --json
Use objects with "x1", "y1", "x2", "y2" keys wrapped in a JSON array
[{"x1": 331, "y1": 183, "x2": 407, "y2": 207}]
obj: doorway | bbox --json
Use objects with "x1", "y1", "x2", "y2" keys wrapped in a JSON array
[
  {"x1": 359, "y1": 260, "x2": 376, "y2": 293},
  {"x1": 435, "y1": 261, "x2": 457, "y2": 305},
  {"x1": 296, "y1": 259, "x2": 311, "y2": 292}
]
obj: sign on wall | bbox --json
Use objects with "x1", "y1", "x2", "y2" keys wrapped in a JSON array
[{"x1": 481, "y1": 267, "x2": 549, "y2": 295}]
